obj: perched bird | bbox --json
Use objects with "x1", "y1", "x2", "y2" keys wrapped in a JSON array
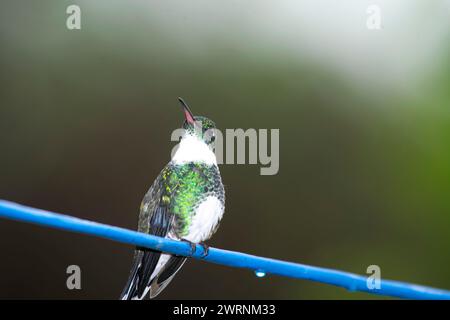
[{"x1": 120, "y1": 98, "x2": 225, "y2": 300}]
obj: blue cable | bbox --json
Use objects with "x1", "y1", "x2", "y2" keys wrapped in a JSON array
[{"x1": 0, "y1": 199, "x2": 449, "y2": 300}]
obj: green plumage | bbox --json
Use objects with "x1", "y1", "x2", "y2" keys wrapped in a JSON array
[{"x1": 139, "y1": 162, "x2": 224, "y2": 237}]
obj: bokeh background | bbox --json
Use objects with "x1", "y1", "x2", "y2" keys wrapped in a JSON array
[{"x1": 0, "y1": 0, "x2": 449, "y2": 299}]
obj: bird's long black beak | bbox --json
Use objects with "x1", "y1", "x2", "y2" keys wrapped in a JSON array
[{"x1": 178, "y1": 97, "x2": 195, "y2": 125}]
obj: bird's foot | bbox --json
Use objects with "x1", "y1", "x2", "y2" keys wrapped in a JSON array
[
  {"x1": 179, "y1": 240, "x2": 209, "y2": 257},
  {"x1": 180, "y1": 238, "x2": 196, "y2": 256},
  {"x1": 198, "y1": 242, "x2": 209, "y2": 258}
]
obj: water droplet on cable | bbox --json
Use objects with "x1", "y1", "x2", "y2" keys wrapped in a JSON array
[{"x1": 254, "y1": 270, "x2": 266, "y2": 278}]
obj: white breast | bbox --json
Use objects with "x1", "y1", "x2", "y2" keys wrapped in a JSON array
[
  {"x1": 184, "y1": 196, "x2": 224, "y2": 243},
  {"x1": 172, "y1": 134, "x2": 217, "y2": 165}
]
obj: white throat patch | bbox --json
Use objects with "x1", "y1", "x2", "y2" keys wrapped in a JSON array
[{"x1": 172, "y1": 134, "x2": 217, "y2": 165}]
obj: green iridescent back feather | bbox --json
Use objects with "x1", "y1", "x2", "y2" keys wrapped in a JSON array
[{"x1": 139, "y1": 162, "x2": 224, "y2": 237}]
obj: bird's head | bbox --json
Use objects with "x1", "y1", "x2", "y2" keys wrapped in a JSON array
[{"x1": 178, "y1": 97, "x2": 217, "y2": 148}]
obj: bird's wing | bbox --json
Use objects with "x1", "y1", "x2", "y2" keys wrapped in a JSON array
[{"x1": 120, "y1": 165, "x2": 179, "y2": 300}]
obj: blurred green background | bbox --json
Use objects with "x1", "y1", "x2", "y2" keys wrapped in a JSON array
[{"x1": 0, "y1": 1, "x2": 449, "y2": 299}]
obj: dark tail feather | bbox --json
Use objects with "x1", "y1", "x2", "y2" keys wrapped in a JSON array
[
  {"x1": 120, "y1": 251, "x2": 141, "y2": 300},
  {"x1": 120, "y1": 248, "x2": 161, "y2": 300},
  {"x1": 149, "y1": 256, "x2": 187, "y2": 298}
]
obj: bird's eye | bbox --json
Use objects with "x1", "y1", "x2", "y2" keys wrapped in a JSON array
[{"x1": 210, "y1": 136, "x2": 216, "y2": 142}]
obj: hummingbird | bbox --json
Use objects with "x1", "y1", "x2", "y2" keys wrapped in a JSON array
[{"x1": 120, "y1": 98, "x2": 225, "y2": 300}]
